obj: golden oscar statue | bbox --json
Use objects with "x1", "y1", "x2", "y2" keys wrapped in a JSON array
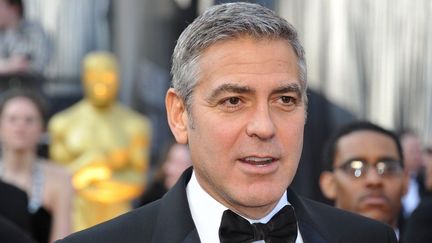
[{"x1": 48, "y1": 51, "x2": 152, "y2": 231}]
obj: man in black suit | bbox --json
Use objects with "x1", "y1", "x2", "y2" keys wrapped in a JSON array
[{"x1": 57, "y1": 2, "x2": 397, "y2": 243}]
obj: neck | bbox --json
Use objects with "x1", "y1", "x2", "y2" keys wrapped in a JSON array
[
  {"x1": 231, "y1": 202, "x2": 278, "y2": 220},
  {"x1": 195, "y1": 174, "x2": 283, "y2": 220},
  {"x1": 1, "y1": 148, "x2": 36, "y2": 174}
]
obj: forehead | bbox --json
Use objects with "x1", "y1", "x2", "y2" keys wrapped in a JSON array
[
  {"x1": 335, "y1": 130, "x2": 399, "y2": 163},
  {"x1": 197, "y1": 36, "x2": 300, "y2": 87},
  {"x1": 402, "y1": 134, "x2": 421, "y2": 147},
  {"x1": 2, "y1": 97, "x2": 39, "y2": 115}
]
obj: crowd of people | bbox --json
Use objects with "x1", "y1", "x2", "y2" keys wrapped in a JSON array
[{"x1": 0, "y1": 1, "x2": 431, "y2": 243}]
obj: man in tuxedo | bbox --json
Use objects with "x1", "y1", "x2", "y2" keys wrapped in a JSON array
[
  {"x1": 319, "y1": 121, "x2": 408, "y2": 239},
  {"x1": 57, "y1": 2, "x2": 397, "y2": 243}
]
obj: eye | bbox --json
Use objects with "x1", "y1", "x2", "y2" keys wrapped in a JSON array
[
  {"x1": 281, "y1": 96, "x2": 294, "y2": 104},
  {"x1": 25, "y1": 116, "x2": 38, "y2": 125},
  {"x1": 276, "y1": 95, "x2": 298, "y2": 110},
  {"x1": 7, "y1": 115, "x2": 17, "y2": 123},
  {"x1": 219, "y1": 96, "x2": 243, "y2": 111},
  {"x1": 379, "y1": 161, "x2": 402, "y2": 175},
  {"x1": 226, "y1": 97, "x2": 240, "y2": 105}
]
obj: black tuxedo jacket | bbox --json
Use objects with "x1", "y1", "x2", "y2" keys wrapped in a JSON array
[
  {"x1": 402, "y1": 197, "x2": 432, "y2": 242},
  {"x1": 58, "y1": 168, "x2": 397, "y2": 243}
]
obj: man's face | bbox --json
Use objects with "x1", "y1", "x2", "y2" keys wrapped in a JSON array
[
  {"x1": 401, "y1": 134, "x2": 424, "y2": 173},
  {"x1": 83, "y1": 68, "x2": 118, "y2": 108},
  {"x1": 167, "y1": 36, "x2": 306, "y2": 219},
  {"x1": 325, "y1": 131, "x2": 407, "y2": 227}
]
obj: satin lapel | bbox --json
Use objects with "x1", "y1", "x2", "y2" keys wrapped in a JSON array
[
  {"x1": 152, "y1": 167, "x2": 200, "y2": 243},
  {"x1": 182, "y1": 229, "x2": 200, "y2": 243},
  {"x1": 287, "y1": 188, "x2": 331, "y2": 243},
  {"x1": 298, "y1": 220, "x2": 327, "y2": 243}
]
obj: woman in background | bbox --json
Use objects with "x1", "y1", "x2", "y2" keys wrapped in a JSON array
[
  {"x1": 134, "y1": 141, "x2": 191, "y2": 207},
  {"x1": 0, "y1": 89, "x2": 73, "y2": 243}
]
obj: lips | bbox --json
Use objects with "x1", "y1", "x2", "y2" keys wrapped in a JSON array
[
  {"x1": 359, "y1": 194, "x2": 390, "y2": 207},
  {"x1": 240, "y1": 156, "x2": 276, "y2": 166}
]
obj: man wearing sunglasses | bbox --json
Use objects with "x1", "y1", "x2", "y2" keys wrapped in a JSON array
[{"x1": 320, "y1": 121, "x2": 409, "y2": 239}]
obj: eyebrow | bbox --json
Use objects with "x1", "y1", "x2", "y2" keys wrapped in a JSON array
[
  {"x1": 206, "y1": 83, "x2": 254, "y2": 102},
  {"x1": 206, "y1": 82, "x2": 303, "y2": 101},
  {"x1": 271, "y1": 83, "x2": 302, "y2": 99}
]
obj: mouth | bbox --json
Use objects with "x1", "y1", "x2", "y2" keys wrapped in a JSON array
[
  {"x1": 360, "y1": 194, "x2": 390, "y2": 207},
  {"x1": 240, "y1": 156, "x2": 276, "y2": 166},
  {"x1": 237, "y1": 156, "x2": 279, "y2": 175}
]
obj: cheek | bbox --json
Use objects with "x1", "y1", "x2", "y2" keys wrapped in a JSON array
[
  {"x1": 335, "y1": 178, "x2": 360, "y2": 206},
  {"x1": 0, "y1": 122, "x2": 13, "y2": 136},
  {"x1": 194, "y1": 113, "x2": 242, "y2": 148},
  {"x1": 385, "y1": 180, "x2": 405, "y2": 199},
  {"x1": 279, "y1": 119, "x2": 304, "y2": 154}
]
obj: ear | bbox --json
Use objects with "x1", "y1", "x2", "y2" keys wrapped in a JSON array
[
  {"x1": 401, "y1": 169, "x2": 410, "y2": 196},
  {"x1": 319, "y1": 171, "x2": 337, "y2": 200},
  {"x1": 166, "y1": 88, "x2": 188, "y2": 144}
]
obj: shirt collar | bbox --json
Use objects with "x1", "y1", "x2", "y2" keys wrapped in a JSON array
[{"x1": 186, "y1": 170, "x2": 303, "y2": 243}]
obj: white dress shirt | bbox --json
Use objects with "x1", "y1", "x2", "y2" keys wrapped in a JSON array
[
  {"x1": 402, "y1": 176, "x2": 421, "y2": 217},
  {"x1": 186, "y1": 171, "x2": 304, "y2": 243}
]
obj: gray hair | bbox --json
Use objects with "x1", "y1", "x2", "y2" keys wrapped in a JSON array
[{"x1": 171, "y1": 2, "x2": 307, "y2": 111}]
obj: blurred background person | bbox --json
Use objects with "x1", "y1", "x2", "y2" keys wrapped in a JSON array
[
  {"x1": 0, "y1": 179, "x2": 31, "y2": 235},
  {"x1": 48, "y1": 51, "x2": 152, "y2": 231},
  {"x1": 0, "y1": 214, "x2": 35, "y2": 243},
  {"x1": 0, "y1": 89, "x2": 72, "y2": 243},
  {"x1": 399, "y1": 129, "x2": 425, "y2": 217},
  {"x1": 402, "y1": 146, "x2": 432, "y2": 242},
  {"x1": 134, "y1": 140, "x2": 191, "y2": 207},
  {"x1": 424, "y1": 147, "x2": 432, "y2": 194},
  {"x1": 320, "y1": 121, "x2": 408, "y2": 239},
  {"x1": 0, "y1": 0, "x2": 50, "y2": 75}
]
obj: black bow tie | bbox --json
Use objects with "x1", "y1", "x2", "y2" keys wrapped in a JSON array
[{"x1": 219, "y1": 205, "x2": 298, "y2": 243}]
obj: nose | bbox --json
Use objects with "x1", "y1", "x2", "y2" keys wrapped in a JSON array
[
  {"x1": 364, "y1": 167, "x2": 383, "y2": 188},
  {"x1": 245, "y1": 103, "x2": 275, "y2": 140}
]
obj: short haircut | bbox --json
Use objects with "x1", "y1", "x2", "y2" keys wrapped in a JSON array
[
  {"x1": 171, "y1": 2, "x2": 307, "y2": 112},
  {"x1": 323, "y1": 121, "x2": 404, "y2": 171}
]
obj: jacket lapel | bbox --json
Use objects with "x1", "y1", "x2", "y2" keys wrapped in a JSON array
[
  {"x1": 182, "y1": 229, "x2": 200, "y2": 243},
  {"x1": 287, "y1": 188, "x2": 331, "y2": 243},
  {"x1": 152, "y1": 167, "x2": 200, "y2": 243}
]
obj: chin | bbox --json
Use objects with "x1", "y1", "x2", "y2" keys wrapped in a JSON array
[
  {"x1": 361, "y1": 211, "x2": 391, "y2": 225},
  {"x1": 235, "y1": 185, "x2": 285, "y2": 207},
  {"x1": 9, "y1": 146, "x2": 32, "y2": 153}
]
